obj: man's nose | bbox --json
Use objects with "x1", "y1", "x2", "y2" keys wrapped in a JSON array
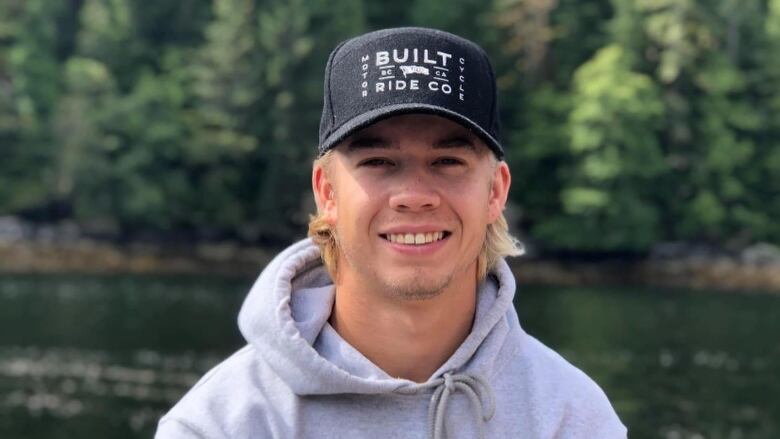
[{"x1": 388, "y1": 174, "x2": 440, "y2": 212}]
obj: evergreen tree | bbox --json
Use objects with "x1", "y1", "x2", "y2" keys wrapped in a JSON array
[
  {"x1": 66, "y1": 0, "x2": 205, "y2": 235},
  {"x1": 0, "y1": 0, "x2": 25, "y2": 211},
  {"x1": 538, "y1": 45, "x2": 665, "y2": 250},
  {"x1": 490, "y1": 0, "x2": 612, "y2": 238},
  {"x1": 634, "y1": 0, "x2": 765, "y2": 244},
  {"x1": 0, "y1": 0, "x2": 66, "y2": 212},
  {"x1": 54, "y1": 57, "x2": 118, "y2": 224},
  {"x1": 77, "y1": 0, "x2": 139, "y2": 90},
  {"x1": 252, "y1": 0, "x2": 319, "y2": 238},
  {"x1": 179, "y1": 0, "x2": 265, "y2": 237},
  {"x1": 748, "y1": 0, "x2": 780, "y2": 242}
]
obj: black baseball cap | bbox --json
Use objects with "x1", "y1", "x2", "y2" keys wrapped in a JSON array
[{"x1": 318, "y1": 27, "x2": 503, "y2": 159}]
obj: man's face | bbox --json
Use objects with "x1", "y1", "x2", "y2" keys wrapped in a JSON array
[{"x1": 313, "y1": 114, "x2": 510, "y2": 300}]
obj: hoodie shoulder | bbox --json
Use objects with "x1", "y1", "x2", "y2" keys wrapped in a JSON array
[
  {"x1": 495, "y1": 334, "x2": 627, "y2": 438},
  {"x1": 155, "y1": 345, "x2": 291, "y2": 439},
  {"x1": 155, "y1": 417, "x2": 209, "y2": 439}
]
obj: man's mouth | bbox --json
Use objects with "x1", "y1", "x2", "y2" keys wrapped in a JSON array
[{"x1": 379, "y1": 231, "x2": 451, "y2": 245}]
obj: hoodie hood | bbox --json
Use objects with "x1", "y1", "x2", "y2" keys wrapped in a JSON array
[
  {"x1": 237, "y1": 238, "x2": 521, "y2": 396},
  {"x1": 159, "y1": 238, "x2": 627, "y2": 439}
]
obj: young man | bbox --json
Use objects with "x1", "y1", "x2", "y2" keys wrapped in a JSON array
[{"x1": 156, "y1": 27, "x2": 627, "y2": 438}]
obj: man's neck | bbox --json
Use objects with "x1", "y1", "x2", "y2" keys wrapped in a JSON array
[{"x1": 328, "y1": 268, "x2": 478, "y2": 383}]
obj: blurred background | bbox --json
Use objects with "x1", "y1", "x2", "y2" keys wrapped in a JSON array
[{"x1": 1, "y1": 0, "x2": 779, "y2": 438}]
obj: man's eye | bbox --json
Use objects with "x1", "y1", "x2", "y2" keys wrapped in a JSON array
[
  {"x1": 359, "y1": 158, "x2": 393, "y2": 167},
  {"x1": 434, "y1": 157, "x2": 464, "y2": 166}
]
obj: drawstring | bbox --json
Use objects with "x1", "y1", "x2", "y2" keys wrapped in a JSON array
[{"x1": 424, "y1": 373, "x2": 495, "y2": 439}]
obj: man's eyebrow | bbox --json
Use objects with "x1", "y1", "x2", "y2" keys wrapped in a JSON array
[
  {"x1": 345, "y1": 136, "x2": 399, "y2": 151},
  {"x1": 433, "y1": 135, "x2": 477, "y2": 151}
]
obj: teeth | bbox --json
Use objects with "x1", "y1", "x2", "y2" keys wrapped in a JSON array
[{"x1": 385, "y1": 231, "x2": 447, "y2": 245}]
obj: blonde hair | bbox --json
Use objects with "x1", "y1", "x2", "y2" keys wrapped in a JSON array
[{"x1": 308, "y1": 152, "x2": 523, "y2": 281}]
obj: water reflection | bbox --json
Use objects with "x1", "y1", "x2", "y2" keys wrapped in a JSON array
[
  {"x1": 0, "y1": 275, "x2": 778, "y2": 438},
  {"x1": 515, "y1": 285, "x2": 780, "y2": 439},
  {"x1": 0, "y1": 274, "x2": 247, "y2": 439},
  {"x1": 0, "y1": 346, "x2": 224, "y2": 431}
]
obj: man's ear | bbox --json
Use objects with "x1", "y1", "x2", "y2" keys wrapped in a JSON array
[
  {"x1": 487, "y1": 161, "x2": 511, "y2": 223},
  {"x1": 312, "y1": 162, "x2": 337, "y2": 224}
]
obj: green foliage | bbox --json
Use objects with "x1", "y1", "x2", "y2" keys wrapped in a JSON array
[
  {"x1": 66, "y1": 60, "x2": 196, "y2": 231},
  {"x1": 0, "y1": 0, "x2": 66, "y2": 211},
  {"x1": 190, "y1": 0, "x2": 259, "y2": 159},
  {"x1": 536, "y1": 44, "x2": 665, "y2": 250},
  {"x1": 0, "y1": 0, "x2": 778, "y2": 250}
]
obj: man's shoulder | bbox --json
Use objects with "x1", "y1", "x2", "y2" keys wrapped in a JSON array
[
  {"x1": 494, "y1": 333, "x2": 627, "y2": 437},
  {"x1": 498, "y1": 332, "x2": 612, "y2": 399},
  {"x1": 155, "y1": 345, "x2": 288, "y2": 439},
  {"x1": 515, "y1": 334, "x2": 600, "y2": 385},
  {"x1": 184, "y1": 345, "x2": 258, "y2": 390}
]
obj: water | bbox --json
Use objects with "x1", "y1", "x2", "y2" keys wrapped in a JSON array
[
  {"x1": 0, "y1": 274, "x2": 778, "y2": 438},
  {"x1": 0, "y1": 274, "x2": 248, "y2": 439},
  {"x1": 517, "y1": 286, "x2": 780, "y2": 438}
]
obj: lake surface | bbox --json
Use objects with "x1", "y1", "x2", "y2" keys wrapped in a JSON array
[{"x1": 0, "y1": 273, "x2": 777, "y2": 438}]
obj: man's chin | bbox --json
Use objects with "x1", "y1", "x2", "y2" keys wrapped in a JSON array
[{"x1": 378, "y1": 273, "x2": 453, "y2": 301}]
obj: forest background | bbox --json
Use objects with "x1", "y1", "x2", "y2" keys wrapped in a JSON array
[{"x1": 2, "y1": 0, "x2": 779, "y2": 256}]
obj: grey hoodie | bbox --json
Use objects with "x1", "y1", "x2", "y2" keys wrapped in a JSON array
[{"x1": 155, "y1": 239, "x2": 627, "y2": 438}]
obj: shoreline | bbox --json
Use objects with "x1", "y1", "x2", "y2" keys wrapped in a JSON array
[
  {"x1": 0, "y1": 241, "x2": 274, "y2": 278},
  {"x1": 2, "y1": 240, "x2": 779, "y2": 293},
  {"x1": 511, "y1": 258, "x2": 780, "y2": 293}
]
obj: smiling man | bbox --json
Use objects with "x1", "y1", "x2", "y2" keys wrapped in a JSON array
[{"x1": 156, "y1": 27, "x2": 627, "y2": 439}]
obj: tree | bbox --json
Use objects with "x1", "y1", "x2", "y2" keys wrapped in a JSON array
[
  {"x1": 490, "y1": 0, "x2": 612, "y2": 237},
  {"x1": 0, "y1": 0, "x2": 25, "y2": 211},
  {"x1": 0, "y1": 0, "x2": 66, "y2": 213},
  {"x1": 77, "y1": 0, "x2": 140, "y2": 90},
  {"x1": 745, "y1": 0, "x2": 780, "y2": 242},
  {"x1": 536, "y1": 44, "x2": 666, "y2": 251}
]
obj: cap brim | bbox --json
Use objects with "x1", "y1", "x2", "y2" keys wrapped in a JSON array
[{"x1": 319, "y1": 103, "x2": 503, "y2": 159}]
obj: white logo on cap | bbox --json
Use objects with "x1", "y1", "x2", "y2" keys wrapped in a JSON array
[
  {"x1": 358, "y1": 48, "x2": 466, "y2": 101},
  {"x1": 399, "y1": 65, "x2": 430, "y2": 77}
]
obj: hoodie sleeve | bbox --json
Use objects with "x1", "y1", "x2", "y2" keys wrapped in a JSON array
[{"x1": 155, "y1": 417, "x2": 211, "y2": 439}]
